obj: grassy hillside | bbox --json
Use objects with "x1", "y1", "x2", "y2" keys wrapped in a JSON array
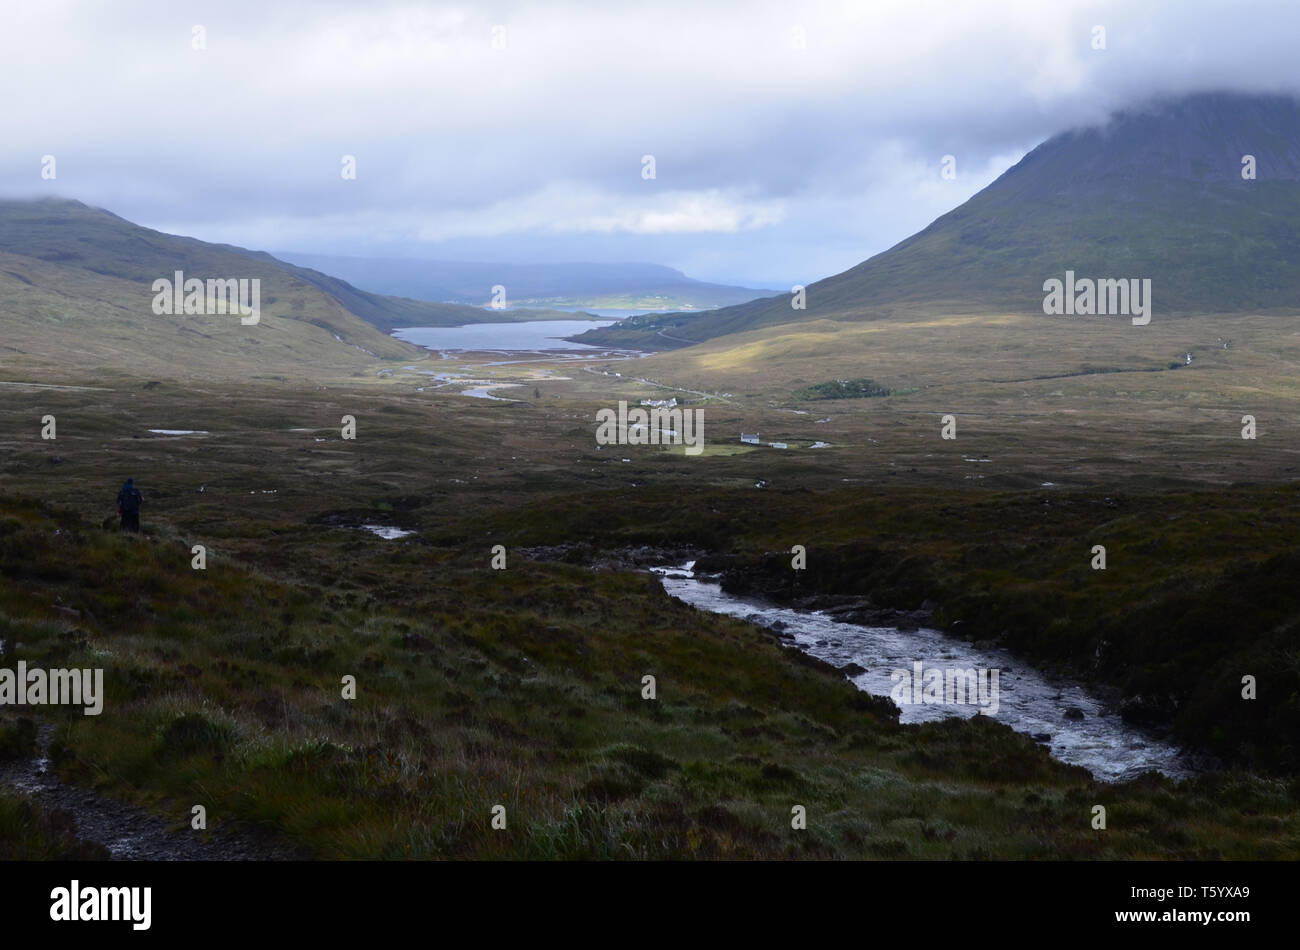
[
  {"x1": 0, "y1": 198, "x2": 545, "y2": 377},
  {"x1": 0, "y1": 247, "x2": 418, "y2": 379}
]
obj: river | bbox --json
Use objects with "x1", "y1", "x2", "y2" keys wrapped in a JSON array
[{"x1": 653, "y1": 563, "x2": 1200, "y2": 783}]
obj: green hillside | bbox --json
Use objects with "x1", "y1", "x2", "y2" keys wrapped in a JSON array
[{"x1": 0, "y1": 198, "x2": 525, "y2": 378}]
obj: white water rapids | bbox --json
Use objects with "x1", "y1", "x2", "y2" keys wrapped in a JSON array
[{"x1": 653, "y1": 563, "x2": 1201, "y2": 783}]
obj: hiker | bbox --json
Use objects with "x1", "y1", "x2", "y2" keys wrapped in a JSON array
[{"x1": 117, "y1": 477, "x2": 143, "y2": 533}]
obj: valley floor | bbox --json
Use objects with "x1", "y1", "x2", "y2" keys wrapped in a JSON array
[{"x1": 0, "y1": 343, "x2": 1296, "y2": 859}]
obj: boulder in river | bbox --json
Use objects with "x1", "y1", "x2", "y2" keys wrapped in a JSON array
[
  {"x1": 839, "y1": 662, "x2": 868, "y2": 676},
  {"x1": 1064, "y1": 707, "x2": 1085, "y2": 721},
  {"x1": 1119, "y1": 693, "x2": 1175, "y2": 727}
]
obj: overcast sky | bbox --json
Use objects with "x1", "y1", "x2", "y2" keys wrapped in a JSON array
[{"x1": 3, "y1": 0, "x2": 1299, "y2": 288}]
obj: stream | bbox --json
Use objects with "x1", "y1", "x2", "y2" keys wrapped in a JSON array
[{"x1": 653, "y1": 563, "x2": 1201, "y2": 783}]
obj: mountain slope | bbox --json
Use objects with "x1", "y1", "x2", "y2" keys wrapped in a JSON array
[
  {"x1": 576, "y1": 91, "x2": 1300, "y2": 349},
  {"x1": 0, "y1": 198, "x2": 508, "y2": 377}
]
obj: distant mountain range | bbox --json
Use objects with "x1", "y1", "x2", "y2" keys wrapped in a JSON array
[
  {"x1": 274, "y1": 252, "x2": 777, "y2": 311},
  {"x1": 576, "y1": 91, "x2": 1300, "y2": 349}
]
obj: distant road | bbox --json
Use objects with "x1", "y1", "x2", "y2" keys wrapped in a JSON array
[{"x1": 580, "y1": 365, "x2": 730, "y2": 403}]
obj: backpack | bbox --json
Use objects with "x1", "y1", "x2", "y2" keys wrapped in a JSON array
[{"x1": 118, "y1": 486, "x2": 142, "y2": 513}]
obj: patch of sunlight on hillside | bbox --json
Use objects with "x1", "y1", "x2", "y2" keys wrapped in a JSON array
[{"x1": 686, "y1": 313, "x2": 1027, "y2": 373}]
